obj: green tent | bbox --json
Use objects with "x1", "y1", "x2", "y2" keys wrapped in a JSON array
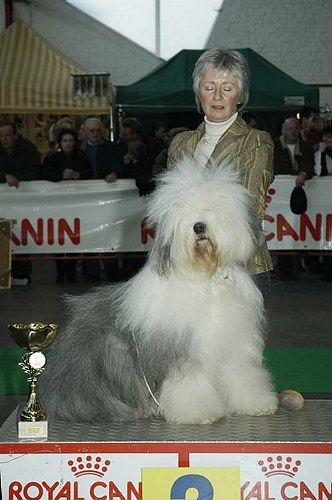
[{"x1": 116, "y1": 48, "x2": 319, "y2": 113}]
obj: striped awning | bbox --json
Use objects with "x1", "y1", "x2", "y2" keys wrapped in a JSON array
[{"x1": 0, "y1": 20, "x2": 109, "y2": 114}]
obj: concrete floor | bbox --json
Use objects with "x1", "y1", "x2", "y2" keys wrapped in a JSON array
[{"x1": 1, "y1": 260, "x2": 331, "y2": 426}]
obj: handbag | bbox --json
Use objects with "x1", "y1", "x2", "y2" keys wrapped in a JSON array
[{"x1": 290, "y1": 186, "x2": 307, "y2": 214}]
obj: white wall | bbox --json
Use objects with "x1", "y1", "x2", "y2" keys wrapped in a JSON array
[
  {"x1": 207, "y1": 0, "x2": 331, "y2": 110},
  {"x1": 0, "y1": 0, "x2": 162, "y2": 86}
]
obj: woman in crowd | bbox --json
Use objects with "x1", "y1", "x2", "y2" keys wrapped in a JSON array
[
  {"x1": 43, "y1": 128, "x2": 92, "y2": 282},
  {"x1": 167, "y1": 47, "x2": 274, "y2": 304},
  {"x1": 43, "y1": 128, "x2": 92, "y2": 182},
  {"x1": 152, "y1": 126, "x2": 189, "y2": 176}
]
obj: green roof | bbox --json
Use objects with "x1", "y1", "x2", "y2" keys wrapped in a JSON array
[{"x1": 117, "y1": 48, "x2": 319, "y2": 112}]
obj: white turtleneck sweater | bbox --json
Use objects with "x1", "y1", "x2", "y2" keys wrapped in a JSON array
[{"x1": 194, "y1": 113, "x2": 238, "y2": 166}]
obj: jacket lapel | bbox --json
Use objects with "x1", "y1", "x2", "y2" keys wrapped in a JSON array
[{"x1": 210, "y1": 117, "x2": 247, "y2": 164}]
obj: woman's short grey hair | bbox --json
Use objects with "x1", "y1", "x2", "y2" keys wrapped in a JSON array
[{"x1": 193, "y1": 47, "x2": 250, "y2": 113}]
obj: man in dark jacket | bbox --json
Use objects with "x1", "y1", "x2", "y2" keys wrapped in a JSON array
[
  {"x1": 273, "y1": 117, "x2": 315, "y2": 280},
  {"x1": 80, "y1": 117, "x2": 122, "y2": 181},
  {"x1": 0, "y1": 123, "x2": 41, "y2": 187},
  {"x1": 273, "y1": 117, "x2": 315, "y2": 187},
  {"x1": 80, "y1": 118, "x2": 122, "y2": 281},
  {"x1": 0, "y1": 123, "x2": 41, "y2": 282}
]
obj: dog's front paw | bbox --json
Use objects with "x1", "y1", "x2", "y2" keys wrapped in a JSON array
[
  {"x1": 234, "y1": 392, "x2": 279, "y2": 417},
  {"x1": 247, "y1": 399, "x2": 278, "y2": 416},
  {"x1": 163, "y1": 410, "x2": 223, "y2": 425},
  {"x1": 159, "y1": 372, "x2": 226, "y2": 424}
]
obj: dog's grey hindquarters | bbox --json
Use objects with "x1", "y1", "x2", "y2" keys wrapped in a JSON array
[{"x1": 39, "y1": 284, "x2": 157, "y2": 422}]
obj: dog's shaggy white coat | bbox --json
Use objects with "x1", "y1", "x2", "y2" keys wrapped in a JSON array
[{"x1": 40, "y1": 158, "x2": 278, "y2": 424}]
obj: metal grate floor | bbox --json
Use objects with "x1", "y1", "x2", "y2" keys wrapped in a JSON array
[{"x1": 1, "y1": 400, "x2": 331, "y2": 444}]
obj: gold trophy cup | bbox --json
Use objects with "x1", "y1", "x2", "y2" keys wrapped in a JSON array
[{"x1": 8, "y1": 322, "x2": 57, "y2": 438}]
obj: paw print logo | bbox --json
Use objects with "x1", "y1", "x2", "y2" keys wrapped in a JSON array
[
  {"x1": 67, "y1": 455, "x2": 111, "y2": 478},
  {"x1": 258, "y1": 456, "x2": 302, "y2": 478}
]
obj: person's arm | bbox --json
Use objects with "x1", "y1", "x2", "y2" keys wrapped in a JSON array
[
  {"x1": 108, "y1": 142, "x2": 123, "y2": 177},
  {"x1": 76, "y1": 151, "x2": 93, "y2": 180},
  {"x1": 0, "y1": 158, "x2": 19, "y2": 186},
  {"x1": 152, "y1": 149, "x2": 168, "y2": 176},
  {"x1": 20, "y1": 142, "x2": 41, "y2": 180},
  {"x1": 296, "y1": 142, "x2": 315, "y2": 184},
  {"x1": 0, "y1": 162, "x2": 8, "y2": 183},
  {"x1": 42, "y1": 153, "x2": 62, "y2": 182},
  {"x1": 314, "y1": 143, "x2": 328, "y2": 177},
  {"x1": 295, "y1": 171, "x2": 307, "y2": 187},
  {"x1": 166, "y1": 132, "x2": 190, "y2": 170},
  {"x1": 97, "y1": 142, "x2": 121, "y2": 182},
  {"x1": 272, "y1": 139, "x2": 284, "y2": 175},
  {"x1": 243, "y1": 132, "x2": 274, "y2": 223}
]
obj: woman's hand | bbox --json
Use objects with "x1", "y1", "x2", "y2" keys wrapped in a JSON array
[
  {"x1": 63, "y1": 169, "x2": 79, "y2": 180},
  {"x1": 295, "y1": 171, "x2": 307, "y2": 187},
  {"x1": 5, "y1": 174, "x2": 19, "y2": 188},
  {"x1": 104, "y1": 173, "x2": 117, "y2": 183}
]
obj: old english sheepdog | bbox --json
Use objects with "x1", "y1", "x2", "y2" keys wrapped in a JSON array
[{"x1": 40, "y1": 157, "x2": 278, "y2": 424}]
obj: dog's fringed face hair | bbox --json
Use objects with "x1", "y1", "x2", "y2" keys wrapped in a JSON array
[{"x1": 147, "y1": 157, "x2": 261, "y2": 278}]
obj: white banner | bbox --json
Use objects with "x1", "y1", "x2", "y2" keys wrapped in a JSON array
[
  {"x1": 0, "y1": 176, "x2": 331, "y2": 254},
  {"x1": 191, "y1": 452, "x2": 332, "y2": 500},
  {"x1": 264, "y1": 176, "x2": 332, "y2": 252},
  {"x1": 1, "y1": 449, "x2": 332, "y2": 499},
  {"x1": 0, "y1": 180, "x2": 150, "y2": 254},
  {"x1": 0, "y1": 452, "x2": 178, "y2": 500}
]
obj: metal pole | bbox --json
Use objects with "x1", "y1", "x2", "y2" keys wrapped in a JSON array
[
  {"x1": 5, "y1": 0, "x2": 14, "y2": 28},
  {"x1": 155, "y1": 0, "x2": 160, "y2": 58}
]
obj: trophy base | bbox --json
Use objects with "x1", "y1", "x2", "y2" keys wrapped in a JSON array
[{"x1": 18, "y1": 420, "x2": 48, "y2": 440}]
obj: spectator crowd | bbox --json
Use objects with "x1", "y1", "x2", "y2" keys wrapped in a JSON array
[{"x1": 1, "y1": 104, "x2": 331, "y2": 284}]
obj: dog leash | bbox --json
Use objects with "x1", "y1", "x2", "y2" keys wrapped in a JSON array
[{"x1": 131, "y1": 331, "x2": 160, "y2": 408}]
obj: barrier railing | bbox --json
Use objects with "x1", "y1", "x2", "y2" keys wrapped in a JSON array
[{"x1": 0, "y1": 176, "x2": 331, "y2": 257}]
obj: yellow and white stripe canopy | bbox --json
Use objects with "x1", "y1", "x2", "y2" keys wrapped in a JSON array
[{"x1": 0, "y1": 20, "x2": 109, "y2": 114}]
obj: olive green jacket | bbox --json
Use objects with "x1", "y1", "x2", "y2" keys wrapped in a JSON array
[{"x1": 167, "y1": 116, "x2": 274, "y2": 275}]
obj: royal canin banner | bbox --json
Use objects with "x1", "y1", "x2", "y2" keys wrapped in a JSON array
[
  {"x1": 0, "y1": 176, "x2": 331, "y2": 254},
  {"x1": 1, "y1": 443, "x2": 332, "y2": 499}
]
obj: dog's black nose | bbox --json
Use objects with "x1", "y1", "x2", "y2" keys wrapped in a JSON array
[{"x1": 193, "y1": 222, "x2": 206, "y2": 234}]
